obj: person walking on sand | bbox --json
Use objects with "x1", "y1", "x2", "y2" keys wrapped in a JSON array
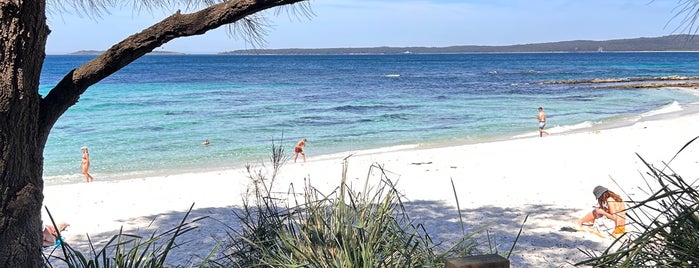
[
  {"x1": 81, "y1": 146, "x2": 94, "y2": 182},
  {"x1": 537, "y1": 107, "x2": 550, "y2": 137},
  {"x1": 294, "y1": 138, "x2": 307, "y2": 163},
  {"x1": 578, "y1": 185, "x2": 626, "y2": 237}
]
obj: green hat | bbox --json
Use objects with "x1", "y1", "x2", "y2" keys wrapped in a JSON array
[{"x1": 593, "y1": 186, "x2": 608, "y2": 200}]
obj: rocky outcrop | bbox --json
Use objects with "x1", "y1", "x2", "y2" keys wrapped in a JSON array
[{"x1": 541, "y1": 75, "x2": 699, "y2": 89}]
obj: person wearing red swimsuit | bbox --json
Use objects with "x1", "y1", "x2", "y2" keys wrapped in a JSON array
[{"x1": 294, "y1": 138, "x2": 307, "y2": 163}]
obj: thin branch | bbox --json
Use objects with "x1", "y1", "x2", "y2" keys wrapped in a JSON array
[{"x1": 668, "y1": 0, "x2": 699, "y2": 36}]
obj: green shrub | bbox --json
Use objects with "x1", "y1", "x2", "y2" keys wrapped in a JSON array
[{"x1": 218, "y1": 140, "x2": 512, "y2": 268}]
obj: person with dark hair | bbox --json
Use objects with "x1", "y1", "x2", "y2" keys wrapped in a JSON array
[
  {"x1": 537, "y1": 107, "x2": 549, "y2": 137},
  {"x1": 578, "y1": 185, "x2": 626, "y2": 236}
]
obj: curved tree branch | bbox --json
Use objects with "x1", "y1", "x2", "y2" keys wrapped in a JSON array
[{"x1": 38, "y1": 0, "x2": 307, "y2": 138}]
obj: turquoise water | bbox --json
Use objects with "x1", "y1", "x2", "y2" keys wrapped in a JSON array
[{"x1": 39, "y1": 53, "x2": 699, "y2": 184}]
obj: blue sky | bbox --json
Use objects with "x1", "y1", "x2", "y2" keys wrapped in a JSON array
[{"x1": 46, "y1": 0, "x2": 688, "y2": 54}]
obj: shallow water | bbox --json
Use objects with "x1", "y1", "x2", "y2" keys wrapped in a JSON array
[{"x1": 39, "y1": 53, "x2": 699, "y2": 184}]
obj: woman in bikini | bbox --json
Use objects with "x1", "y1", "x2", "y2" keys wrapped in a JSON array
[
  {"x1": 81, "y1": 146, "x2": 94, "y2": 182},
  {"x1": 578, "y1": 185, "x2": 626, "y2": 237}
]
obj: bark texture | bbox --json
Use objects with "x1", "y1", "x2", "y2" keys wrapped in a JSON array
[
  {"x1": 0, "y1": 0, "x2": 49, "y2": 267},
  {"x1": 0, "y1": 0, "x2": 305, "y2": 266}
]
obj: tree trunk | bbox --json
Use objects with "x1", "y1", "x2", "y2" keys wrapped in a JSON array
[
  {"x1": 0, "y1": 0, "x2": 305, "y2": 266},
  {"x1": 0, "y1": 0, "x2": 50, "y2": 267}
]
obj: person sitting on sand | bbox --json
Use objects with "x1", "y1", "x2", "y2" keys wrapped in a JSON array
[
  {"x1": 43, "y1": 222, "x2": 70, "y2": 247},
  {"x1": 578, "y1": 185, "x2": 626, "y2": 237},
  {"x1": 294, "y1": 138, "x2": 307, "y2": 163}
]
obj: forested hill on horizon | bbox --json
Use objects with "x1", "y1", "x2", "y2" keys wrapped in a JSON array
[{"x1": 221, "y1": 35, "x2": 699, "y2": 55}]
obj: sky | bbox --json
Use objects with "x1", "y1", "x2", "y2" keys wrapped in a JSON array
[{"x1": 45, "y1": 0, "x2": 692, "y2": 54}]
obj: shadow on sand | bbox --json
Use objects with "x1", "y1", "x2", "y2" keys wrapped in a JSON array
[{"x1": 51, "y1": 201, "x2": 608, "y2": 267}]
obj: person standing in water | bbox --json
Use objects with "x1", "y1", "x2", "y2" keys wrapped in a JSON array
[
  {"x1": 537, "y1": 107, "x2": 550, "y2": 137},
  {"x1": 294, "y1": 138, "x2": 307, "y2": 163},
  {"x1": 81, "y1": 146, "x2": 94, "y2": 182}
]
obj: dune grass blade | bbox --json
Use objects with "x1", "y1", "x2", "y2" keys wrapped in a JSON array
[
  {"x1": 507, "y1": 214, "x2": 528, "y2": 259},
  {"x1": 450, "y1": 178, "x2": 466, "y2": 236}
]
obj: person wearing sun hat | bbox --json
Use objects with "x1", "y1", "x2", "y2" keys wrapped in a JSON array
[{"x1": 578, "y1": 185, "x2": 626, "y2": 237}]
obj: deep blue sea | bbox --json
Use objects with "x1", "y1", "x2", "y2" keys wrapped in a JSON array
[{"x1": 39, "y1": 53, "x2": 699, "y2": 185}]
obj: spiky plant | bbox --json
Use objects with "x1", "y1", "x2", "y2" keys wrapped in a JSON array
[{"x1": 218, "y1": 137, "x2": 523, "y2": 268}]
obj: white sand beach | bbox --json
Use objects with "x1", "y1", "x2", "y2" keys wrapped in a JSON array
[{"x1": 43, "y1": 108, "x2": 699, "y2": 267}]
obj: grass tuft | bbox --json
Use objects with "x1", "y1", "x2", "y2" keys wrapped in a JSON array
[{"x1": 218, "y1": 138, "x2": 518, "y2": 267}]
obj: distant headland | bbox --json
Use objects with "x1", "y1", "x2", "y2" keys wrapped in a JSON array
[
  {"x1": 219, "y1": 35, "x2": 699, "y2": 55},
  {"x1": 68, "y1": 50, "x2": 185, "y2": 55},
  {"x1": 67, "y1": 35, "x2": 699, "y2": 55}
]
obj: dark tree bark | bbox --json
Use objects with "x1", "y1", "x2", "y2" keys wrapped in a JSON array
[
  {"x1": 0, "y1": 0, "x2": 50, "y2": 267},
  {"x1": 0, "y1": 0, "x2": 305, "y2": 266}
]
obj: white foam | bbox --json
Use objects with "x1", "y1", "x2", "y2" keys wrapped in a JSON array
[
  {"x1": 310, "y1": 144, "x2": 420, "y2": 161},
  {"x1": 547, "y1": 121, "x2": 595, "y2": 133},
  {"x1": 641, "y1": 101, "x2": 682, "y2": 117},
  {"x1": 512, "y1": 121, "x2": 595, "y2": 138},
  {"x1": 43, "y1": 174, "x2": 82, "y2": 185}
]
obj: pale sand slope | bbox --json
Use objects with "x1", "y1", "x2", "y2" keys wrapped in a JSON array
[{"x1": 43, "y1": 110, "x2": 699, "y2": 267}]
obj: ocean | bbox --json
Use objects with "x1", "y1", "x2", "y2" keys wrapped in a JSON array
[{"x1": 39, "y1": 52, "x2": 699, "y2": 185}]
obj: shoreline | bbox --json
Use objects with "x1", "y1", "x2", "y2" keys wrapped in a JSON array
[
  {"x1": 43, "y1": 98, "x2": 699, "y2": 187},
  {"x1": 42, "y1": 106, "x2": 699, "y2": 266}
]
